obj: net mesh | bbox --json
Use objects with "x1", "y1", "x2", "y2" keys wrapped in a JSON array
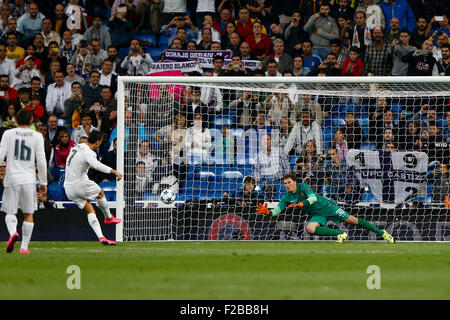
[{"x1": 118, "y1": 78, "x2": 450, "y2": 242}]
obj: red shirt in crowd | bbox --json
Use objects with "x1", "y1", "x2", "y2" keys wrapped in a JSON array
[
  {"x1": 341, "y1": 58, "x2": 364, "y2": 76},
  {"x1": 245, "y1": 33, "x2": 272, "y2": 58}
]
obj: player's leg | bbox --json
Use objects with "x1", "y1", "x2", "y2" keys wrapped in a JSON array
[
  {"x1": 2, "y1": 186, "x2": 20, "y2": 253},
  {"x1": 82, "y1": 201, "x2": 117, "y2": 246},
  {"x1": 96, "y1": 190, "x2": 121, "y2": 224},
  {"x1": 305, "y1": 216, "x2": 345, "y2": 238},
  {"x1": 344, "y1": 215, "x2": 395, "y2": 243},
  {"x1": 18, "y1": 184, "x2": 39, "y2": 253}
]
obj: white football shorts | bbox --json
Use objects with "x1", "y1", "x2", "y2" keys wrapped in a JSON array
[
  {"x1": 65, "y1": 180, "x2": 101, "y2": 209},
  {"x1": 1, "y1": 184, "x2": 37, "y2": 215}
]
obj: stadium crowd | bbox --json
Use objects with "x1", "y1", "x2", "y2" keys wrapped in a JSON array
[{"x1": 0, "y1": 0, "x2": 448, "y2": 206}]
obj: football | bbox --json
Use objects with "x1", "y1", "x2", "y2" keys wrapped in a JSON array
[{"x1": 160, "y1": 189, "x2": 176, "y2": 204}]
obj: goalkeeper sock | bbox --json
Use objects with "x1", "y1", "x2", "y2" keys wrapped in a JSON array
[
  {"x1": 20, "y1": 222, "x2": 34, "y2": 251},
  {"x1": 5, "y1": 214, "x2": 18, "y2": 236},
  {"x1": 358, "y1": 218, "x2": 384, "y2": 236},
  {"x1": 87, "y1": 213, "x2": 104, "y2": 239},
  {"x1": 314, "y1": 226, "x2": 344, "y2": 236},
  {"x1": 97, "y1": 196, "x2": 112, "y2": 219}
]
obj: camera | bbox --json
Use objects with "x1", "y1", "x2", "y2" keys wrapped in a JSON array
[
  {"x1": 92, "y1": 105, "x2": 102, "y2": 111},
  {"x1": 232, "y1": 63, "x2": 240, "y2": 71},
  {"x1": 292, "y1": 18, "x2": 297, "y2": 23},
  {"x1": 319, "y1": 12, "x2": 326, "y2": 18},
  {"x1": 327, "y1": 62, "x2": 334, "y2": 67}
]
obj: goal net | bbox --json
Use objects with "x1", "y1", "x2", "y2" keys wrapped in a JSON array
[{"x1": 116, "y1": 76, "x2": 450, "y2": 242}]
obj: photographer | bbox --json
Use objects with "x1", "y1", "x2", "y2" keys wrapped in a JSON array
[
  {"x1": 308, "y1": 52, "x2": 342, "y2": 76},
  {"x1": 284, "y1": 10, "x2": 308, "y2": 57},
  {"x1": 401, "y1": 39, "x2": 438, "y2": 76},
  {"x1": 161, "y1": 15, "x2": 198, "y2": 46}
]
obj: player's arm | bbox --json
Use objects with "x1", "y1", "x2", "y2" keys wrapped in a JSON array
[
  {"x1": 256, "y1": 196, "x2": 288, "y2": 217},
  {"x1": 290, "y1": 183, "x2": 317, "y2": 208},
  {"x1": 36, "y1": 135, "x2": 48, "y2": 187},
  {"x1": 86, "y1": 153, "x2": 122, "y2": 181}
]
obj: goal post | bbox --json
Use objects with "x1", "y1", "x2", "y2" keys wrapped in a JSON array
[{"x1": 116, "y1": 76, "x2": 450, "y2": 242}]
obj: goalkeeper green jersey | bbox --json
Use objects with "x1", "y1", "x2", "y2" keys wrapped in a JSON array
[{"x1": 270, "y1": 183, "x2": 340, "y2": 217}]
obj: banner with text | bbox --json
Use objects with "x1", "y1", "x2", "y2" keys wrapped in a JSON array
[
  {"x1": 148, "y1": 61, "x2": 203, "y2": 75},
  {"x1": 346, "y1": 150, "x2": 429, "y2": 204},
  {"x1": 162, "y1": 49, "x2": 260, "y2": 70}
]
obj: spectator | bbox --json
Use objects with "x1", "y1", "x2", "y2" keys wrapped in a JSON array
[
  {"x1": 46, "y1": 70, "x2": 71, "y2": 118},
  {"x1": 235, "y1": 7, "x2": 267, "y2": 42},
  {"x1": 161, "y1": 0, "x2": 187, "y2": 25},
  {"x1": 430, "y1": 31, "x2": 449, "y2": 61},
  {"x1": 380, "y1": 0, "x2": 416, "y2": 33},
  {"x1": 299, "y1": 0, "x2": 322, "y2": 25},
  {"x1": 135, "y1": 139, "x2": 158, "y2": 183},
  {"x1": 426, "y1": 14, "x2": 450, "y2": 44},
  {"x1": 107, "y1": 4, "x2": 134, "y2": 49},
  {"x1": 427, "y1": 162, "x2": 450, "y2": 203},
  {"x1": 255, "y1": 133, "x2": 290, "y2": 182},
  {"x1": 269, "y1": 21, "x2": 285, "y2": 43},
  {"x1": 65, "y1": 63, "x2": 85, "y2": 85},
  {"x1": 30, "y1": 76, "x2": 46, "y2": 107},
  {"x1": 53, "y1": 3, "x2": 67, "y2": 36},
  {"x1": 283, "y1": 10, "x2": 308, "y2": 57},
  {"x1": 70, "y1": 40, "x2": 93, "y2": 79},
  {"x1": 197, "y1": 14, "x2": 221, "y2": 44},
  {"x1": 284, "y1": 110, "x2": 322, "y2": 156},
  {"x1": 411, "y1": 16, "x2": 429, "y2": 49},
  {"x1": 385, "y1": 17, "x2": 401, "y2": 44},
  {"x1": 36, "y1": 122, "x2": 52, "y2": 165},
  {"x1": 355, "y1": 0, "x2": 385, "y2": 29},
  {"x1": 106, "y1": 44, "x2": 124, "y2": 75},
  {"x1": 264, "y1": 59, "x2": 281, "y2": 76},
  {"x1": 55, "y1": 129, "x2": 76, "y2": 168},
  {"x1": 82, "y1": 71, "x2": 104, "y2": 108},
  {"x1": 153, "y1": 113, "x2": 187, "y2": 147},
  {"x1": 184, "y1": 86, "x2": 209, "y2": 128},
  {"x1": 47, "y1": 114, "x2": 65, "y2": 147},
  {"x1": 60, "y1": 30, "x2": 76, "y2": 63},
  {"x1": 331, "y1": 128, "x2": 349, "y2": 161},
  {"x1": 120, "y1": 39, "x2": 154, "y2": 76},
  {"x1": 289, "y1": 94, "x2": 323, "y2": 126},
  {"x1": 238, "y1": 41, "x2": 258, "y2": 61},
  {"x1": 64, "y1": 81, "x2": 87, "y2": 129},
  {"x1": 222, "y1": 53, "x2": 249, "y2": 76},
  {"x1": 71, "y1": 112, "x2": 100, "y2": 144},
  {"x1": 100, "y1": 86, "x2": 117, "y2": 127},
  {"x1": 2, "y1": 18, "x2": 27, "y2": 48},
  {"x1": 277, "y1": 117, "x2": 291, "y2": 150},
  {"x1": 12, "y1": 55, "x2": 42, "y2": 90},
  {"x1": 228, "y1": 90, "x2": 259, "y2": 128},
  {"x1": 376, "y1": 127, "x2": 398, "y2": 150},
  {"x1": 369, "y1": 108, "x2": 399, "y2": 144},
  {"x1": 0, "y1": 74, "x2": 18, "y2": 102},
  {"x1": 331, "y1": 0, "x2": 355, "y2": 22},
  {"x1": 213, "y1": 7, "x2": 233, "y2": 37},
  {"x1": 303, "y1": 2, "x2": 339, "y2": 61},
  {"x1": 419, "y1": 121, "x2": 449, "y2": 163},
  {"x1": 390, "y1": 29, "x2": 417, "y2": 76},
  {"x1": 13, "y1": 86, "x2": 30, "y2": 109},
  {"x1": 88, "y1": 100, "x2": 111, "y2": 134},
  {"x1": 184, "y1": 112, "x2": 212, "y2": 164},
  {"x1": 44, "y1": 59, "x2": 61, "y2": 88},
  {"x1": 437, "y1": 44, "x2": 450, "y2": 75},
  {"x1": 397, "y1": 120, "x2": 420, "y2": 151},
  {"x1": 342, "y1": 46, "x2": 364, "y2": 76},
  {"x1": 214, "y1": 125, "x2": 234, "y2": 163},
  {"x1": 99, "y1": 58, "x2": 118, "y2": 96},
  {"x1": 16, "y1": 2, "x2": 45, "y2": 40},
  {"x1": 292, "y1": 55, "x2": 308, "y2": 76},
  {"x1": 223, "y1": 31, "x2": 241, "y2": 54},
  {"x1": 42, "y1": 41, "x2": 68, "y2": 78},
  {"x1": 265, "y1": 90, "x2": 291, "y2": 127},
  {"x1": 40, "y1": 18, "x2": 61, "y2": 47},
  {"x1": 232, "y1": 175, "x2": 265, "y2": 207},
  {"x1": 341, "y1": 112, "x2": 366, "y2": 150},
  {"x1": 84, "y1": 16, "x2": 112, "y2": 51},
  {"x1": 0, "y1": 4, "x2": 12, "y2": 35},
  {"x1": 24, "y1": 94, "x2": 45, "y2": 122},
  {"x1": 197, "y1": 27, "x2": 213, "y2": 50},
  {"x1": 1, "y1": 102, "x2": 18, "y2": 129},
  {"x1": 363, "y1": 27, "x2": 392, "y2": 76},
  {"x1": 323, "y1": 148, "x2": 359, "y2": 202},
  {"x1": 33, "y1": 33, "x2": 48, "y2": 62},
  {"x1": 302, "y1": 140, "x2": 320, "y2": 170},
  {"x1": 329, "y1": 38, "x2": 349, "y2": 67},
  {"x1": 349, "y1": 10, "x2": 372, "y2": 60},
  {"x1": 5, "y1": 32, "x2": 24, "y2": 62},
  {"x1": 212, "y1": 55, "x2": 225, "y2": 76},
  {"x1": 402, "y1": 39, "x2": 438, "y2": 76},
  {"x1": 262, "y1": 38, "x2": 293, "y2": 75},
  {"x1": 0, "y1": 44, "x2": 15, "y2": 80},
  {"x1": 221, "y1": 21, "x2": 238, "y2": 49},
  {"x1": 90, "y1": 39, "x2": 109, "y2": 71},
  {"x1": 245, "y1": 20, "x2": 272, "y2": 60},
  {"x1": 16, "y1": 43, "x2": 42, "y2": 73},
  {"x1": 134, "y1": 161, "x2": 151, "y2": 197},
  {"x1": 412, "y1": 104, "x2": 438, "y2": 134},
  {"x1": 161, "y1": 16, "x2": 198, "y2": 47},
  {"x1": 309, "y1": 52, "x2": 342, "y2": 76},
  {"x1": 301, "y1": 40, "x2": 322, "y2": 75}
]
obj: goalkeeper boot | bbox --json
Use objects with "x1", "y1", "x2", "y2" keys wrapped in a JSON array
[
  {"x1": 19, "y1": 248, "x2": 30, "y2": 254},
  {"x1": 382, "y1": 230, "x2": 395, "y2": 244},
  {"x1": 104, "y1": 215, "x2": 121, "y2": 225},
  {"x1": 336, "y1": 232, "x2": 348, "y2": 243},
  {"x1": 6, "y1": 232, "x2": 19, "y2": 253},
  {"x1": 99, "y1": 237, "x2": 117, "y2": 246}
]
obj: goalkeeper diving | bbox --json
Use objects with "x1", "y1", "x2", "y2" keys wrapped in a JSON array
[{"x1": 256, "y1": 173, "x2": 395, "y2": 243}]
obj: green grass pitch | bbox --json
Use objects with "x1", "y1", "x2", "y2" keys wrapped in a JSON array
[{"x1": 0, "y1": 241, "x2": 449, "y2": 300}]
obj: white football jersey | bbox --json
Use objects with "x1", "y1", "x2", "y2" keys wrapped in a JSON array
[
  {"x1": 64, "y1": 143, "x2": 112, "y2": 187},
  {"x1": 0, "y1": 127, "x2": 47, "y2": 187}
]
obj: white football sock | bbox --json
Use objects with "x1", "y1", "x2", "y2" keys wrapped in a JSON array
[
  {"x1": 96, "y1": 197, "x2": 112, "y2": 219},
  {"x1": 87, "y1": 213, "x2": 104, "y2": 239},
  {"x1": 5, "y1": 214, "x2": 18, "y2": 236},
  {"x1": 21, "y1": 222, "x2": 34, "y2": 251}
]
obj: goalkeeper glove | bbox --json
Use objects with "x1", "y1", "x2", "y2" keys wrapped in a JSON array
[
  {"x1": 256, "y1": 203, "x2": 270, "y2": 216},
  {"x1": 287, "y1": 202, "x2": 304, "y2": 208}
]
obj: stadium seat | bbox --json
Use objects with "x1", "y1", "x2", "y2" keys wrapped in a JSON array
[
  {"x1": 149, "y1": 48, "x2": 164, "y2": 61},
  {"x1": 118, "y1": 47, "x2": 129, "y2": 58},
  {"x1": 221, "y1": 170, "x2": 243, "y2": 180},
  {"x1": 332, "y1": 118, "x2": 346, "y2": 127},
  {"x1": 133, "y1": 34, "x2": 157, "y2": 47},
  {"x1": 158, "y1": 35, "x2": 169, "y2": 47},
  {"x1": 99, "y1": 181, "x2": 117, "y2": 201}
]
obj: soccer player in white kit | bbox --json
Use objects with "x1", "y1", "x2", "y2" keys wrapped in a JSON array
[
  {"x1": 0, "y1": 109, "x2": 47, "y2": 254},
  {"x1": 64, "y1": 130, "x2": 123, "y2": 245}
]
